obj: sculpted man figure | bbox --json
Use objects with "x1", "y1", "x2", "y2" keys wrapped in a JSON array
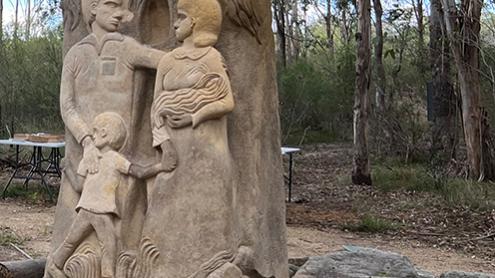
[{"x1": 45, "y1": 0, "x2": 168, "y2": 276}]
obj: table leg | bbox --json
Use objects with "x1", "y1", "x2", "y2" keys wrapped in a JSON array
[
  {"x1": 288, "y1": 153, "x2": 293, "y2": 203},
  {"x1": 2, "y1": 145, "x2": 21, "y2": 198},
  {"x1": 23, "y1": 147, "x2": 37, "y2": 188}
]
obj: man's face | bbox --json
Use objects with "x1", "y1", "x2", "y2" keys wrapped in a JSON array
[{"x1": 93, "y1": 0, "x2": 124, "y2": 32}]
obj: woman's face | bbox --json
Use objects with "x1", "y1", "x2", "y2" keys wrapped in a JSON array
[{"x1": 174, "y1": 10, "x2": 194, "y2": 42}]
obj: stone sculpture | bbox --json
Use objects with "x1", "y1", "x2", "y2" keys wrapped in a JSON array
[
  {"x1": 144, "y1": 0, "x2": 238, "y2": 276},
  {"x1": 47, "y1": 0, "x2": 289, "y2": 277},
  {"x1": 46, "y1": 112, "x2": 168, "y2": 278}
]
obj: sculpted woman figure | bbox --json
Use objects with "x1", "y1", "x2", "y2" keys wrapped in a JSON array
[{"x1": 145, "y1": 0, "x2": 243, "y2": 276}]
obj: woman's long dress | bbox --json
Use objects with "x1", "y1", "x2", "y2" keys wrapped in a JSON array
[{"x1": 143, "y1": 46, "x2": 237, "y2": 278}]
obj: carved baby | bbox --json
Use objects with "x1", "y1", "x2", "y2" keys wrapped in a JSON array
[{"x1": 45, "y1": 112, "x2": 169, "y2": 278}]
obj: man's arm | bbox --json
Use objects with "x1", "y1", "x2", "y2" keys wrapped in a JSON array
[
  {"x1": 127, "y1": 38, "x2": 166, "y2": 69},
  {"x1": 60, "y1": 52, "x2": 91, "y2": 144},
  {"x1": 129, "y1": 163, "x2": 167, "y2": 180}
]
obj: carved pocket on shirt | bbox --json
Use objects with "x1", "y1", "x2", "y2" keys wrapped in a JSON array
[{"x1": 101, "y1": 56, "x2": 117, "y2": 76}]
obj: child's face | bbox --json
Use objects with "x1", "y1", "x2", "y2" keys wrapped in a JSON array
[{"x1": 93, "y1": 126, "x2": 109, "y2": 149}]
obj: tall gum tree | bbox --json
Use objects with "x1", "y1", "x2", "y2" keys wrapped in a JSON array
[
  {"x1": 440, "y1": 0, "x2": 488, "y2": 179},
  {"x1": 352, "y1": 0, "x2": 372, "y2": 185}
]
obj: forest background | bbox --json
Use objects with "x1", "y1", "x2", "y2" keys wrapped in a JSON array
[{"x1": 2, "y1": 0, "x2": 495, "y2": 199}]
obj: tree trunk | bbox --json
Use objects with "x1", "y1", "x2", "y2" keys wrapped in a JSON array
[
  {"x1": 0, "y1": 0, "x2": 3, "y2": 39},
  {"x1": 52, "y1": 0, "x2": 289, "y2": 277},
  {"x1": 273, "y1": 0, "x2": 287, "y2": 67},
  {"x1": 14, "y1": 0, "x2": 18, "y2": 39},
  {"x1": 25, "y1": 0, "x2": 31, "y2": 40},
  {"x1": 326, "y1": 0, "x2": 333, "y2": 50},
  {"x1": 291, "y1": 0, "x2": 300, "y2": 59},
  {"x1": 441, "y1": 0, "x2": 486, "y2": 179},
  {"x1": 0, "y1": 259, "x2": 46, "y2": 278},
  {"x1": 429, "y1": 0, "x2": 456, "y2": 164},
  {"x1": 352, "y1": 0, "x2": 372, "y2": 185},
  {"x1": 373, "y1": 0, "x2": 385, "y2": 111}
]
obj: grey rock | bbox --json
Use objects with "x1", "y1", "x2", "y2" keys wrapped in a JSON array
[
  {"x1": 290, "y1": 257, "x2": 310, "y2": 267},
  {"x1": 417, "y1": 270, "x2": 436, "y2": 278},
  {"x1": 289, "y1": 264, "x2": 300, "y2": 277},
  {"x1": 293, "y1": 246, "x2": 420, "y2": 278},
  {"x1": 441, "y1": 271, "x2": 495, "y2": 278}
]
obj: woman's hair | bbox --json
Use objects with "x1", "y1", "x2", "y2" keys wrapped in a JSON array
[{"x1": 177, "y1": 0, "x2": 222, "y2": 47}]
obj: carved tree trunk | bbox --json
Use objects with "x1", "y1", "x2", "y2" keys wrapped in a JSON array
[
  {"x1": 53, "y1": 0, "x2": 287, "y2": 277},
  {"x1": 352, "y1": 0, "x2": 372, "y2": 185},
  {"x1": 441, "y1": 0, "x2": 490, "y2": 179},
  {"x1": 430, "y1": 0, "x2": 456, "y2": 163},
  {"x1": 373, "y1": 0, "x2": 385, "y2": 111}
]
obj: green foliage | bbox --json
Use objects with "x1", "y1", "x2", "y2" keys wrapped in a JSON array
[
  {"x1": 278, "y1": 46, "x2": 355, "y2": 145},
  {"x1": 372, "y1": 164, "x2": 437, "y2": 192},
  {"x1": 0, "y1": 30, "x2": 64, "y2": 136},
  {"x1": 343, "y1": 214, "x2": 400, "y2": 233},
  {"x1": 373, "y1": 162, "x2": 495, "y2": 211}
]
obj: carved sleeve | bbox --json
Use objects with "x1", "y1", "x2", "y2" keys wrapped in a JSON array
[
  {"x1": 60, "y1": 52, "x2": 91, "y2": 144},
  {"x1": 127, "y1": 38, "x2": 166, "y2": 69},
  {"x1": 191, "y1": 58, "x2": 235, "y2": 128}
]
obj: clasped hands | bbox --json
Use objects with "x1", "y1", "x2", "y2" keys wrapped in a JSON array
[{"x1": 156, "y1": 109, "x2": 192, "y2": 129}]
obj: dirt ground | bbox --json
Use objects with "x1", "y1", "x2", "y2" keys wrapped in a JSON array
[{"x1": 0, "y1": 143, "x2": 494, "y2": 276}]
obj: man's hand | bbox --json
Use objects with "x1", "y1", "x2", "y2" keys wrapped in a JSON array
[
  {"x1": 82, "y1": 136, "x2": 101, "y2": 174},
  {"x1": 168, "y1": 114, "x2": 192, "y2": 129}
]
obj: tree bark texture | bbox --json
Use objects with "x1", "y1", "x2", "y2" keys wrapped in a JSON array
[
  {"x1": 429, "y1": 0, "x2": 456, "y2": 163},
  {"x1": 441, "y1": 0, "x2": 486, "y2": 179},
  {"x1": 373, "y1": 0, "x2": 385, "y2": 111},
  {"x1": 352, "y1": 0, "x2": 372, "y2": 185},
  {"x1": 0, "y1": 259, "x2": 46, "y2": 278}
]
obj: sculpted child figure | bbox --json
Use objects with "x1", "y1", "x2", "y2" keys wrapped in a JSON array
[{"x1": 45, "y1": 112, "x2": 168, "y2": 278}]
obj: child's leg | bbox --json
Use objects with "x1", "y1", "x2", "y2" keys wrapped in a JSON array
[
  {"x1": 51, "y1": 210, "x2": 93, "y2": 269},
  {"x1": 92, "y1": 213, "x2": 119, "y2": 278}
]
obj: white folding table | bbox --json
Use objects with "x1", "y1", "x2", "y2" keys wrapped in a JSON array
[{"x1": 0, "y1": 139, "x2": 65, "y2": 200}]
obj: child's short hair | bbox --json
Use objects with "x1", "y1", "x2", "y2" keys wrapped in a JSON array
[{"x1": 92, "y1": 112, "x2": 127, "y2": 150}]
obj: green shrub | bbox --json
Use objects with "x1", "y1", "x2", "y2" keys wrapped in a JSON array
[{"x1": 343, "y1": 215, "x2": 400, "y2": 233}]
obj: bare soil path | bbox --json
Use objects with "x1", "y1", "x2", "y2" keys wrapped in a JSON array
[{"x1": 0, "y1": 143, "x2": 493, "y2": 276}]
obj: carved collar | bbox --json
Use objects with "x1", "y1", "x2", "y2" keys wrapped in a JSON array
[
  {"x1": 172, "y1": 47, "x2": 212, "y2": 61},
  {"x1": 79, "y1": 32, "x2": 125, "y2": 55}
]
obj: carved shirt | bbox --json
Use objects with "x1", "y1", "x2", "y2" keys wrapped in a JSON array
[
  {"x1": 76, "y1": 150, "x2": 131, "y2": 216},
  {"x1": 60, "y1": 32, "x2": 164, "y2": 145}
]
